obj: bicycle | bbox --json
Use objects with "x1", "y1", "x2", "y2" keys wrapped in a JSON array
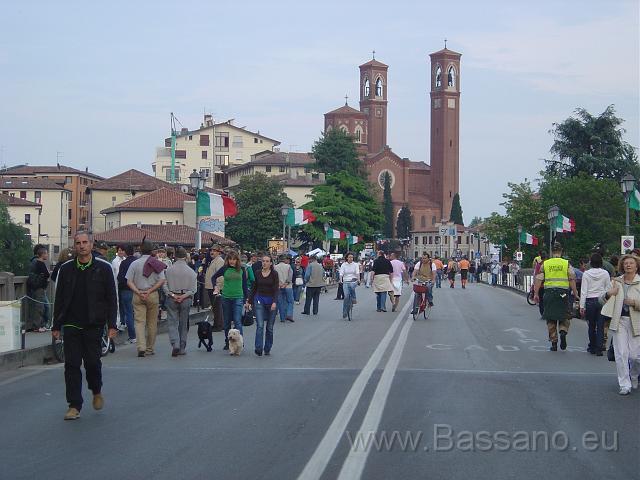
[
  {"x1": 412, "y1": 280, "x2": 433, "y2": 321},
  {"x1": 100, "y1": 325, "x2": 116, "y2": 357},
  {"x1": 527, "y1": 287, "x2": 537, "y2": 306}
]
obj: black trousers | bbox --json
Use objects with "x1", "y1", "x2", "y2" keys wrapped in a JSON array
[
  {"x1": 303, "y1": 287, "x2": 321, "y2": 314},
  {"x1": 63, "y1": 326, "x2": 103, "y2": 410},
  {"x1": 335, "y1": 282, "x2": 344, "y2": 299},
  {"x1": 206, "y1": 289, "x2": 224, "y2": 330}
]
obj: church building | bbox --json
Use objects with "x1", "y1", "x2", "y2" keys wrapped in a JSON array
[{"x1": 323, "y1": 46, "x2": 461, "y2": 235}]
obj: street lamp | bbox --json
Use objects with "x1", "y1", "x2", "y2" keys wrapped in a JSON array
[
  {"x1": 620, "y1": 173, "x2": 636, "y2": 236},
  {"x1": 190, "y1": 169, "x2": 206, "y2": 250},
  {"x1": 547, "y1": 205, "x2": 560, "y2": 257},
  {"x1": 517, "y1": 225, "x2": 522, "y2": 252},
  {"x1": 281, "y1": 204, "x2": 289, "y2": 253}
]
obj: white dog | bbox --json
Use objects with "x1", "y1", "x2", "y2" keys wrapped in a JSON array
[{"x1": 228, "y1": 329, "x2": 244, "y2": 356}]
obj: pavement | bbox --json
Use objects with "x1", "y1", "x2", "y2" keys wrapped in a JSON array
[{"x1": 0, "y1": 281, "x2": 637, "y2": 480}]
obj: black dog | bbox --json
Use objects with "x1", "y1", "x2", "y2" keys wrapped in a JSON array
[{"x1": 197, "y1": 320, "x2": 213, "y2": 352}]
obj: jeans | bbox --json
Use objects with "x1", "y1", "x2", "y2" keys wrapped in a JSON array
[
  {"x1": 376, "y1": 292, "x2": 387, "y2": 311},
  {"x1": 491, "y1": 273, "x2": 498, "y2": 285},
  {"x1": 277, "y1": 287, "x2": 294, "y2": 321},
  {"x1": 119, "y1": 289, "x2": 135, "y2": 340},
  {"x1": 303, "y1": 286, "x2": 321, "y2": 314},
  {"x1": 468, "y1": 273, "x2": 475, "y2": 283},
  {"x1": 435, "y1": 270, "x2": 442, "y2": 288},
  {"x1": 254, "y1": 300, "x2": 276, "y2": 353},
  {"x1": 293, "y1": 284, "x2": 303, "y2": 302},
  {"x1": 585, "y1": 297, "x2": 604, "y2": 353},
  {"x1": 222, "y1": 297, "x2": 244, "y2": 346},
  {"x1": 343, "y1": 281, "x2": 357, "y2": 317}
]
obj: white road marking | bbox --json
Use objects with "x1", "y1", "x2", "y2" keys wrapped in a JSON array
[
  {"x1": 0, "y1": 368, "x2": 49, "y2": 386},
  {"x1": 296, "y1": 299, "x2": 412, "y2": 480},
  {"x1": 337, "y1": 306, "x2": 413, "y2": 480},
  {"x1": 400, "y1": 367, "x2": 612, "y2": 376}
]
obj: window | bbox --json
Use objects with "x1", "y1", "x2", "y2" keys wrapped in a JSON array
[
  {"x1": 428, "y1": 236, "x2": 433, "y2": 244},
  {"x1": 232, "y1": 136, "x2": 243, "y2": 148},
  {"x1": 24, "y1": 214, "x2": 31, "y2": 224},
  {"x1": 68, "y1": 209, "x2": 72, "y2": 220},
  {"x1": 375, "y1": 77, "x2": 383, "y2": 97},
  {"x1": 354, "y1": 126, "x2": 363, "y2": 143},
  {"x1": 201, "y1": 168, "x2": 211, "y2": 178},
  {"x1": 214, "y1": 155, "x2": 229, "y2": 166},
  {"x1": 422, "y1": 236, "x2": 427, "y2": 245},
  {"x1": 235, "y1": 152, "x2": 243, "y2": 162},
  {"x1": 420, "y1": 215, "x2": 426, "y2": 227},
  {"x1": 68, "y1": 192, "x2": 72, "y2": 201},
  {"x1": 445, "y1": 236, "x2": 449, "y2": 245},
  {"x1": 112, "y1": 196, "x2": 116, "y2": 202},
  {"x1": 65, "y1": 176, "x2": 72, "y2": 183},
  {"x1": 435, "y1": 236, "x2": 440, "y2": 244},
  {"x1": 254, "y1": 138, "x2": 258, "y2": 143},
  {"x1": 432, "y1": 216, "x2": 436, "y2": 225},
  {"x1": 1, "y1": 191, "x2": 7, "y2": 195},
  {"x1": 435, "y1": 65, "x2": 442, "y2": 88},
  {"x1": 458, "y1": 236, "x2": 462, "y2": 244},
  {"x1": 200, "y1": 134, "x2": 210, "y2": 146},
  {"x1": 279, "y1": 166, "x2": 286, "y2": 173},
  {"x1": 164, "y1": 168, "x2": 181, "y2": 181},
  {"x1": 215, "y1": 132, "x2": 229, "y2": 151},
  {"x1": 447, "y1": 65, "x2": 456, "y2": 88},
  {"x1": 414, "y1": 237, "x2": 418, "y2": 245},
  {"x1": 175, "y1": 150, "x2": 187, "y2": 159},
  {"x1": 20, "y1": 191, "x2": 26, "y2": 199},
  {"x1": 202, "y1": 150, "x2": 208, "y2": 159},
  {"x1": 265, "y1": 166, "x2": 272, "y2": 172},
  {"x1": 364, "y1": 78, "x2": 370, "y2": 97},
  {"x1": 189, "y1": 135, "x2": 193, "y2": 140}
]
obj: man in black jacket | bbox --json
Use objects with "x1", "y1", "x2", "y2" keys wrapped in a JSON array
[{"x1": 52, "y1": 231, "x2": 117, "y2": 420}]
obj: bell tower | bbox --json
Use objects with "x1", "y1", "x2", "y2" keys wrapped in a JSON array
[
  {"x1": 429, "y1": 45, "x2": 461, "y2": 221},
  {"x1": 359, "y1": 54, "x2": 388, "y2": 155}
]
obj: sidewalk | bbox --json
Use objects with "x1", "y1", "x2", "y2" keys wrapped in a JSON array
[{"x1": 0, "y1": 305, "x2": 208, "y2": 372}]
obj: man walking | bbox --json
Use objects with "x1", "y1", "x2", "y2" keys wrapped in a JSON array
[
  {"x1": 458, "y1": 256, "x2": 470, "y2": 289},
  {"x1": 163, "y1": 247, "x2": 197, "y2": 356},
  {"x1": 116, "y1": 244, "x2": 136, "y2": 342},
  {"x1": 302, "y1": 256, "x2": 324, "y2": 315},
  {"x1": 433, "y1": 256, "x2": 444, "y2": 288},
  {"x1": 274, "y1": 255, "x2": 294, "y2": 322},
  {"x1": 52, "y1": 231, "x2": 117, "y2": 420},
  {"x1": 534, "y1": 243, "x2": 579, "y2": 351},
  {"x1": 126, "y1": 241, "x2": 166, "y2": 357},
  {"x1": 27, "y1": 244, "x2": 50, "y2": 332},
  {"x1": 204, "y1": 245, "x2": 225, "y2": 331}
]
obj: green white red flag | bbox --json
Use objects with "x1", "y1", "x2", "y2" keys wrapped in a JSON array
[
  {"x1": 326, "y1": 227, "x2": 346, "y2": 240},
  {"x1": 348, "y1": 234, "x2": 362, "y2": 245},
  {"x1": 196, "y1": 190, "x2": 237, "y2": 217},
  {"x1": 555, "y1": 214, "x2": 575, "y2": 233},
  {"x1": 630, "y1": 188, "x2": 640, "y2": 211},
  {"x1": 285, "y1": 208, "x2": 316, "y2": 226},
  {"x1": 519, "y1": 231, "x2": 538, "y2": 246}
]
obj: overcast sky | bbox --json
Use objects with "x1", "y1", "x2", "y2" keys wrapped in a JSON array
[{"x1": 1, "y1": 0, "x2": 638, "y2": 222}]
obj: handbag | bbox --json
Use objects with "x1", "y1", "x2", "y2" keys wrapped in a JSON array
[
  {"x1": 241, "y1": 306, "x2": 254, "y2": 327},
  {"x1": 295, "y1": 277, "x2": 304, "y2": 286},
  {"x1": 607, "y1": 340, "x2": 615, "y2": 362}
]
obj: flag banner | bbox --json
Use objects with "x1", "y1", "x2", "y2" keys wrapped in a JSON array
[
  {"x1": 555, "y1": 214, "x2": 575, "y2": 233},
  {"x1": 519, "y1": 231, "x2": 538, "y2": 245},
  {"x1": 630, "y1": 188, "x2": 640, "y2": 211},
  {"x1": 285, "y1": 208, "x2": 316, "y2": 226},
  {"x1": 326, "y1": 227, "x2": 346, "y2": 240},
  {"x1": 198, "y1": 218, "x2": 225, "y2": 235},
  {"x1": 348, "y1": 234, "x2": 362, "y2": 245},
  {"x1": 196, "y1": 190, "x2": 237, "y2": 217}
]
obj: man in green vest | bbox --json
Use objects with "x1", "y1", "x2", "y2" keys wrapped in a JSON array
[{"x1": 534, "y1": 243, "x2": 579, "y2": 351}]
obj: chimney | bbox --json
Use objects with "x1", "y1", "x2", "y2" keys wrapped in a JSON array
[
  {"x1": 137, "y1": 221, "x2": 142, "y2": 228},
  {"x1": 204, "y1": 114, "x2": 213, "y2": 127}
]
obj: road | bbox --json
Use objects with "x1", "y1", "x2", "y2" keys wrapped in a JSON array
[{"x1": 1, "y1": 281, "x2": 637, "y2": 480}]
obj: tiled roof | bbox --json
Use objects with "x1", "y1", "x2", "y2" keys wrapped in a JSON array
[
  {"x1": 169, "y1": 121, "x2": 281, "y2": 145},
  {"x1": 89, "y1": 169, "x2": 169, "y2": 192},
  {"x1": 359, "y1": 58, "x2": 388, "y2": 68},
  {"x1": 93, "y1": 224, "x2": 235, "y2": 247},
  {"x1": 226, "y1": 152, "x2": 315, "y2": 174},
  {"x1": 0, "y1": 193, "x2": 41, "y2": 207},
  {"x1": 272, "y1": 174, "x2": 325, "y2": 187},
  {"x1": 0, "y1": 164, "x2": 103, "y2": 180},
  {"x1": 430, "y1": 47, "x2": 461, "y2": 57},
  {"x1": 100, "y1": 187, "x2": 192, "y2": 214},
  {"x1": 0, "y1": 177, "x2": 66, "y2": 190},
  {"x1": 326, "y1": 104, "x2": 365, "y2": 116}
]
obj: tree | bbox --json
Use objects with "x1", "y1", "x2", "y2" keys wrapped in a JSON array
[
  {"x1": 468, "y1": 216, "x2": 483, "y2": 228},
  {"x1": 301, "y1": 171, "x2": 382, "y2": 245},
  {"x1": 382, "y1": 172, "x2": 394, "y2": 238},
  {"x1": 225, "y1": 173, "x2": 290, "y2": 251},
  {"x1": 0, "y1": 202, "x2": 33, "y2": 275},
  {"x1": 396, "y1": 205, "x2": 413, "y2": 239},
  {"x1": 312, "y1": 129, "x2": 366, "y2": 177},
  {"x1": 545, "y1": 105, "x2": 640, "y2": 180},
  {"x1": 449, "y1": 193, "x2": 464, "y2": 225}
]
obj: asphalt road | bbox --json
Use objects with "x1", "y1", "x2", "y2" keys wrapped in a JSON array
[{"x1": 1, "y1": 281, "x2": 637, "y2": 480}]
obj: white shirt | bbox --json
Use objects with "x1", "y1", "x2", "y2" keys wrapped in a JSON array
[
  {"x1": 339, "y1": 262, "x2": 360, "y2": 282},
  {"x1": 111, "y1": 255, "x2": 124, "y2": 277},
  {"x1": 579, "y1": 268, "x2": 611, "y2": 309}
]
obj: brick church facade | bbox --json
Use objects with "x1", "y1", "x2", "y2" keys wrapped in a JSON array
[{"x1": 324, "y1": 47, "x2": 461, "y2": 235}]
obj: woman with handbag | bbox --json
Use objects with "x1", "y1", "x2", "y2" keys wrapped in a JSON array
[
  {"x1": 599, "y1": 254, "x2": 640, "y2": 395},
  {"x1": 293, "y1": 257, "x2": 305, "y2": 305},
  {"x1": 248, "y1": 255, "x2": 279, "y2": 356}
]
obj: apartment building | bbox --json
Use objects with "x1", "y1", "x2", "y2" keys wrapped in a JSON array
[
  {"x1": 411, "y1": 223, "x2": 489, "y2": 260},
  {"x1": 0, "y1": 193, "x2": 42, "y2": 243}
]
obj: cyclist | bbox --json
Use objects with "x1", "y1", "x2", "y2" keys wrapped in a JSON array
[
  {"x1": 411, "y1": 252, "x2": 437, "y2": 310},
  {"x1": 339, "y1": 252, "x2": 359, "y2": 319}
]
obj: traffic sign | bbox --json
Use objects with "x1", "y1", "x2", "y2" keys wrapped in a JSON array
[
  {"x1": 621, "y1": 236, "x2": 634, "y2": 254},
  {"x1": 475, "y1": 252, "x2": 481, "y2": 259},
  {"x1": 515, "y1": 251, "x2": 523, "y2": 261},
  {"x1": 439, "y1": 227, "x2": 448, "y2": 236}
]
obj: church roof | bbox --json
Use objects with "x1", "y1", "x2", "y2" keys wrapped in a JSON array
[
  {"x1": 430, "y1": 47, "x2": 461, "y2": 57},
  {"x1": 325, "y1": 104, "x2": 365, "y2": 116},
  {"x1": 360, "y1": 59, "x2": 388, "y2": 68}
]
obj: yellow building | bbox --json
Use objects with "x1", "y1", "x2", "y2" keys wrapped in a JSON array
[
  {"x1": 0, "y1": 193, "x2": 42, "y2": 243},
  {"x1": 152, "y1": 114, "x2": 280, "y2": 189},
  {"x1": 0, "y1": 178, "x2": 70, "y2": 254}
]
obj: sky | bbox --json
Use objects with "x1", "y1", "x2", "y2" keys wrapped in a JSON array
[{"x1": 0, "y1": 0, "x2": 638, "y2": 222}]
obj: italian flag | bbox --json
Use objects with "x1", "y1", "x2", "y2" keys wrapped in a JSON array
[
  {"x1": 348, "y1": 234, "x2": 363, "y2": 245},
  {"x1": 285, "y1": 208, "x2": 316, "y2": 226},
  {"x1": 196, "y1": 190, "x2": 238, "y2": 217},
  {"x1": 519, "y1": 231, "x2": 538, "y2": 246},
  {"x1": 630, "y1": 188, "x2": 640, "y2": 211},
  {"x1": 555, "y1": 214, "x2": 575, "y2": 233},
  {"x1": 326, "y1": 227, "x2": 346, "y2": 240}
]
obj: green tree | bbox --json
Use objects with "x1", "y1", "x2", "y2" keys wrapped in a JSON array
[
  {"x1": 226, "y1": 173, "x2": 290, "y2": 251},
  {"x1": 0, "y1": 202, "x2": 33, "y2": 274},
  {"x1": 382, "y1": 172, "x2": 394, "y2": 238},
  {"x1": 312, "y1": 129, "x2": 365, "y2": 177},
  {"x1": 301, "y1": 171, "x2": 382, "y2": 246},
  {"x1": 545, "y1": 105, "x2": 639, "y2": 180},
  {"x1": 396, "y1": 205, "x2": 412, "y2": 239},
  {"x1": 449, "y1": 193, "x2": 464, "y2": 225},
  {"x1": 468, "y1": 216, "x2": 483, "y2": 228}
]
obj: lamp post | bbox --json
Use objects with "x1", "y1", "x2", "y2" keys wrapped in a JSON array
[
  {"x1": 189, "y1": 169, "x2": 206, "y2": 250},
  {"x1": 281, "y1": 204, "x2": 289, "y2": 254},
  {"x1": 547, "y1": 205, "x2": 560, "y2": 257},
  {"x1": 621, "y1": 174, "x2": 636, "y2": 236},
  {"x1": 517, "y1": 225, "x2": 522, "y2": 252}
]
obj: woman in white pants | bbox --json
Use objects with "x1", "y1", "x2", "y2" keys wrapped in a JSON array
[{"x1": 600, "y1": 254, "x2": 640, "y2": 395}]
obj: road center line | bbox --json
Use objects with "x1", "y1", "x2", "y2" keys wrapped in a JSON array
[
  {"x1": 337, "y1": 308, "x2": 413, "y2": 480},
  {"x1": 296, "y1": 299, "x2": 412, "y2": 480}
]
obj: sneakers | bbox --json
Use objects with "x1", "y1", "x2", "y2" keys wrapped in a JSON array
[
  {"x1": 128, "y1": 338, "x2": 137, "y2": 344},
  {"x1": 352, "y1": 300, "x2": 357, "y2": 305},
  {"x1": 632, "y1": 377, "x2": 639, "y2": 390},
  {"x1": 559, "y1": 331, "x2": 567, "y2": 350},
  {"x1": 550, "y1": 342, "x2": 558, "y2": 351},
  {"x1": 92, "y1": 393, "x2": 104, "y2": 410},
  {"x1": 64, "y1": 407, "x2": 80, "y2": 420},
  {"x1": 619, "y1": 387, "x2": 631, "y2": 395},
  {"x1": 137, "y1": 351, "x2": 145, "y2": 358},
  {"x1": 255, "y1": 349, "x2": 262, "y2": 356},
  {"x1": 171, "y1": 347, "x2": 180, "y2": 357},
  {"x1": 343, "y1": 313, "x2": 348, "y2": 319},
  {"x1": 117, "y1": 324, "x2": 126, "y2": 331}
]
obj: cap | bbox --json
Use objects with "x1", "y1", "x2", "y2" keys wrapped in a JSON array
[{"x1": 140, "y1": 240, "x2": 155, "y2": 255}]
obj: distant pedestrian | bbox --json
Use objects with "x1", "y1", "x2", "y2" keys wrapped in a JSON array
[
  {"x1": 302, "y1": 256, "x2": 325, "y2": 315},
  {"x1": 274, "y1": 255, "x2": 294, "y2": 322},
  {"x1": 116, "y1": 244, "x2": 136, "y2": 341},
  {"x1": 52, "y1": 231, "x2": 117, "y2": 420},
  {"x1": 389, "y1": 252, "x2": 407, "y2": 312},
  {"x1": 468, "y1": 261, "x2": 476, "y2": 283},
  {"x1": 458, "y1": 256, "x2": 470, "y2": 289},
  {"x1": 372, "y1": 250, "x2": 394, "y2": 312},
  {"x1": 491, "y1": 261, "x2": 500, "y2": 286},
  {"x1": 212, "y1": 251, "x2": 248, "y2": 350},
  {"x1": 579, "y1": 253, "x2": 611, "y2": 356},
  {"x1": 51, "y1": 247, "x2": 73, "y2": 283},
  {"x1": 293, "y1": 257, "x2": 305, "y2": 305},
  {"x1": 163, "y1": 247, "x2": 197, "y2": 357},
  {"x1": 204, "y1": 245, "x2": 225, "y2": 332},
  {"x1": 339, "y1": 252, "x2": 360, "y2": 319},
  {"x1": 249, "y1": 255, "x2": 279, "y2": 356},
  {"x1": 433, "y1": 256, "x2": 444, "y2": 288},
  {"x1": 27, "y1": 244, "x2": 50, "y2": 332},
  {"x1": 447, "y1": 258, "x2": 458, "y2": 288},
  {"x1": 111, "y1": 244, "x2": 126, "y2": 278}
]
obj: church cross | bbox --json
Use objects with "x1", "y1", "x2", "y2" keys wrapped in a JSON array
[
  {"x1": 372, "y1": 49, "x2": 376, "y2": 60},
  {"x1": 344, "y1": 94, "x2": 348, "y2": 105},
  {"x1": 444, "y1": 38, "x2": 447, "y2": 48}
]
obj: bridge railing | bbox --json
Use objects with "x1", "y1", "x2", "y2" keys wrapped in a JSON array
[{"x1": 477, "y1": 269, "x2": 534, "y2": 295}]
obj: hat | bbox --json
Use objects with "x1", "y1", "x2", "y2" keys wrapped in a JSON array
[
  {"x1": 140, "y1": 240, "x2": 155, "y2": 255},
  {"x1": 95, "y1": 240, "x2": 108, "y2": 251},
  {"x1": 175, "y1": 247, "x2": 188, "y2": 259},
  {"x1": 210, "y1": 244, "x2": 223, "y2": 252}
]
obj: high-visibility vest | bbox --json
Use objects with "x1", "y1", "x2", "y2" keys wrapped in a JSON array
[{"x1": 542, "y1": 257, "x2": 570, "y2": 288}]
